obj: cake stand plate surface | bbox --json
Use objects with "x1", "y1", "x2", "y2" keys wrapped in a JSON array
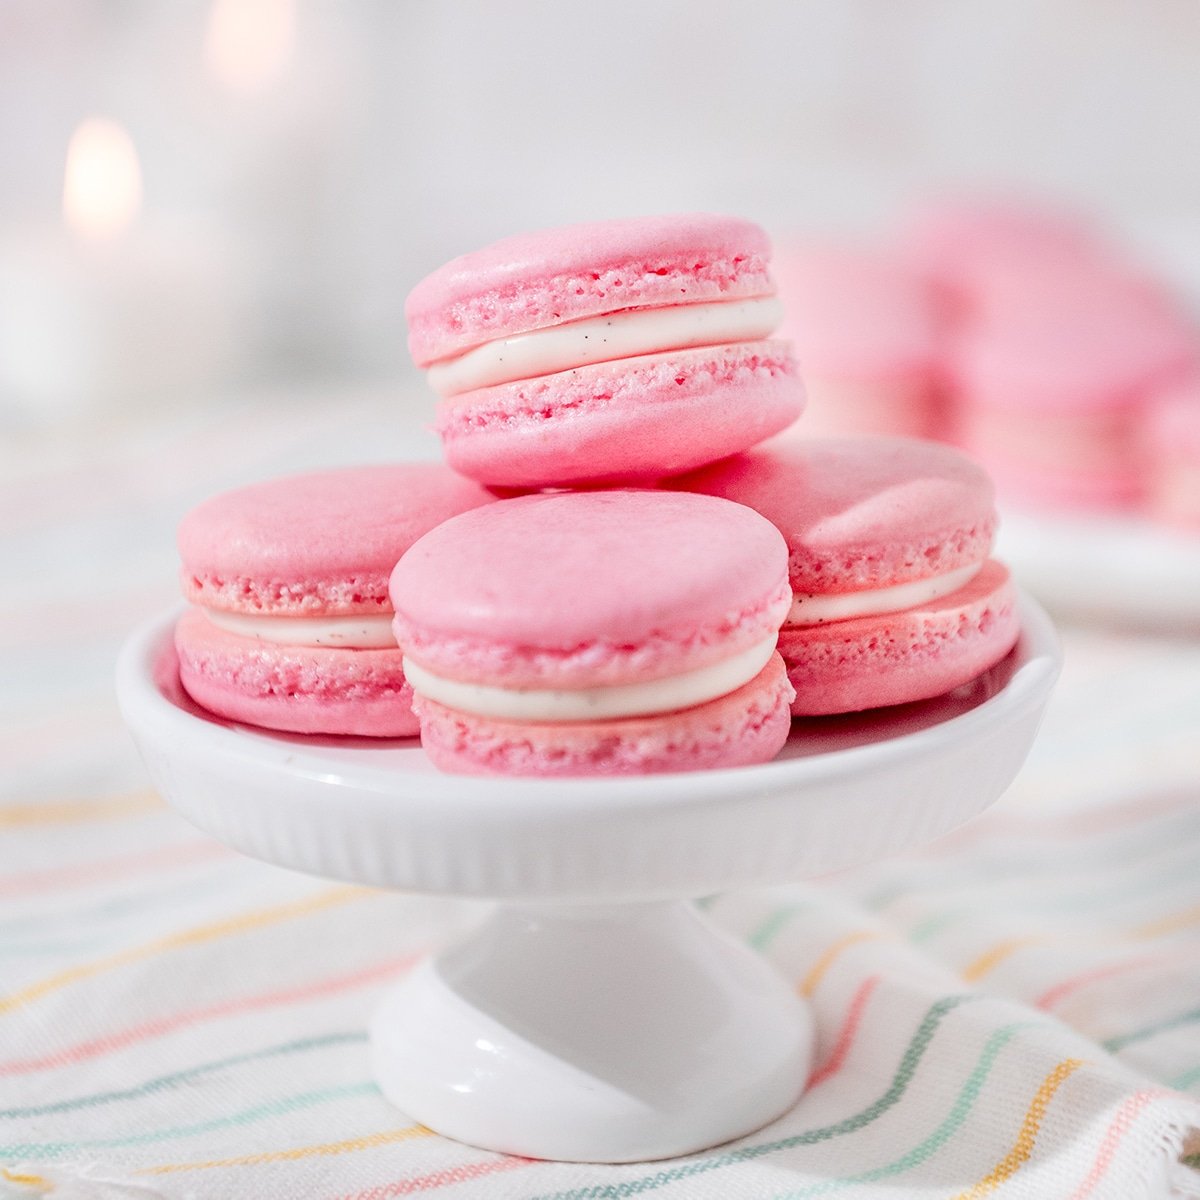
[
  {"x1": 117, "y1": 597, "x2": 1060, "y2": 1163},
  {"x1": 997, "y1": 508, "x2": 1200, "y2": 630}
]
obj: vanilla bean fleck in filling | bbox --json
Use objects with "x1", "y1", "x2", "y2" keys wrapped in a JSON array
[
  {"x1": 786, "y1": 562, "x2": 984, "y2": 627},
  {"x1": 427, "y1": 296, "x2": 783, "y2": 397}
]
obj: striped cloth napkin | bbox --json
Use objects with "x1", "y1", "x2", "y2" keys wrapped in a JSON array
[{"x1": 2, "y1": 388, "x2": 1199, "y2": 1198}]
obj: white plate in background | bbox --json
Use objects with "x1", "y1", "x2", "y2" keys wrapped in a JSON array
[{"x1": 997, "y1": 507, "x2": 1200, "y2": 631}]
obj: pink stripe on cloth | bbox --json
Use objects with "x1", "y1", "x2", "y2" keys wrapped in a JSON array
[
  {"x1": 330, "y1": 1153, "x2": 531, "y2": 1199},
  {"x1": 807, "y1": 975, "x2": 881, "y2": 1088},
  {"x1": 0, "y1": 955, "x2": 419, "y2": 1076},
  {"x1": 922, "y1": 789, "x2": 1197, "y2": 857},
  {"x1": 0, "y1": 840, "x2": 229, "y2": 899},
  {"x1": 1036, "y1": 954, "x2": 1169, "y2": 1012},
  {"x1": 1066, "y1": 1089, "x2": 1164, "y2": 1199}
]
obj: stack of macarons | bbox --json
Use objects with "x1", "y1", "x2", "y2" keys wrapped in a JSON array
[
  {"x1": 945, "y1": 258, "x2": 1197, "y2": 512},
  {"x1": 769, "y1": 196, "x2": 1200, "y2": 529},
  {"x1": 174, "y1": 212, "x2": 1025, "y2": 776},
  {"x1": 899, "y1": 195, "x2": 1200, "y2": 519}
]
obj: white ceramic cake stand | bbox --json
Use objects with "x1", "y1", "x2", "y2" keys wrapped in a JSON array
[{"x1": 116, "y1": 596, "x2": 1060, "y2": 1164}]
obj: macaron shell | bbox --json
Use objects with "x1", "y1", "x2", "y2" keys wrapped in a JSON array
[
  {"x1": 1145, "y1": 387, "x2": 1200, "y2": 528},
  {"x1": 670, "y1": 437, "x2": 996, "y2": 594},
  {"x1": 950, "y1": 295, "x2": 1197, "y2": 416},
  {"x1": 958, "y1": 405, "x2": 1147, "y2": 511},
  {"x1": 901, "y1": 196, "x2": 1099, "y2": 306},
  {"x1": 407, "y1": 213, "x2": 773, "y2": 365},
  {"x1": 794, "y1": 373, "x2": 942, "y2": 441},
  {"x1": 179, "y1": 463, "x2": 495, "y2": 616},
  {"x1": 1146, "y1": 383, "x2": 1200, "y2": 457},
  {"x1": 779, "y1": 559, "x2": 1018, "y2": 715},
  {"x1": 390, "y1": 490, "x2": 791, "y2": 689},
  {"x1": 175, "y1": 608, "x2": 417, "y2": 737},
  {"x1": 773, "y1": 243, "x2": 942, "y2": 379},
  {"x1": 984, "y1": 453, "x2": 1144, "y2": 513},
  {"x1": 1148, "y1": 460, "x2": 1200, "y2": 531},
  {"x1": 413, "y1": 654, "x2": 794, "y2": 777},
  {"x1": 435, "y1": 341, "x2": 803, "y2": 488}
]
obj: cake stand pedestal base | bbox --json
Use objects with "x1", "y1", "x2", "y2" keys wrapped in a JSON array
[
  {"x1": 117, "y1": 597, "x2": 1060, "y2": 1164},
  {"x1": 370, "y1": 900, "x2": 812, "y2": 1162}
]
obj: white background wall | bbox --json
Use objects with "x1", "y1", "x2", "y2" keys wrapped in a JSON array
[{"x1": 2, "y1": 0, "x2": 1199, "y2": 399}]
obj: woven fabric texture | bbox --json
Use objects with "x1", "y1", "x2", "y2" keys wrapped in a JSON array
[{"x1": 2, "y1": 390, "x2": 1199, "y2": 1199}]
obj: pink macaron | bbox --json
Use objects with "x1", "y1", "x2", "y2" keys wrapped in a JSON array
[
  {"x1": 176, "y1": 463, "x2": 495, "y2": 737},
  {"x1": 900, "y1": 195, "x2": 1101, "y2": 320},
  {"x1": 773, "y1": 241, "x2": 944, "y2": 440},
  {"x1": 406, "y1": 214, "x2": 805, "y2": 488},
  {"x1": 388, "y1": 490, "x2": 795, "y2": 775},
  {"x1": 950, "y1": 280, "x2": 1197, "y2": 511},
  {"x1": 671, "y1": 438, "x2": 1019, "y2": 715},
  {"x1": 1145, "y1": 381, "x2": 1200, "y2": 532}
]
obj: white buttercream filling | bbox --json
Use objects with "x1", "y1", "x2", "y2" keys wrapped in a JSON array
[
  {"x1": 204, "y1": 608, "x2": 398, "y2": 649},
  {"x1": 786, "y1": 562, "x2": 983, "y2": 627},
  {"x1": 427, "y1": 295, "x2": 783, "y2": 397},
  {"x1": 403, "y1": 636, "x2": 778, "y2": 722}
]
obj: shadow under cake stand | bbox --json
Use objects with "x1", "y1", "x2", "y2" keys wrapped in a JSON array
[{"x1": 116, "y1": 596, "x2": 1061, "y2": 1164}]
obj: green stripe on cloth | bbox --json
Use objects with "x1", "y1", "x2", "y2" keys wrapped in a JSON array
[
  {"x1": 0, "y1": 1032, "x2": 366, "y2": 1119},
  {"x1": 1169, "y1": 1065, "x2": 1200, "y2": 1091},
  {"x1": 770, "y1": 1023, "x2": 1036, "y2": 1198},
  {"x1": 531, "y1": 994, "x2": 977, "y2": 1200},
  {"x1": 747, "y1": 903, "x2": 811, "y2": 951},
  {"x1": 0, "y1": 1081, "x2": 379, "y2": 1159},
  {"x1": 1104, "y1": 1005, "x2": 1200, "y2": 1053},
  {"x1": 907, "y1": 908, "x2": 967, "y2": 944},
  {"x1": 0, "y1": 866, "x2": 246, "y2": 941},
  {"x1": 895, "y1": 843, "x2": 1200, "y2": 947}
]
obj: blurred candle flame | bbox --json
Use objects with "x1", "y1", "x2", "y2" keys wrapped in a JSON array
[
  {"x1": 205, "y1": 0, "x2": 295, "y2": 94},
  {"x1": 62, "y1": 117, "x2": 144, "y2": 242}
]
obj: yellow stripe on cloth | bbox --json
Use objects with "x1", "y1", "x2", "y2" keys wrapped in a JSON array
[
  {"x1": 799, "y1": 931, "x2": 883, "y2": 997},
  {"x1": 0, "y1": 790, "x2": 162, "y2": 827},
  {"x1": 141, "y1": 1125, "x2": 433, "y2": 1175},
  {"x1": 951, "y1": 1058, "x2": 1085, "y2": 1199},
  {"x1": 1, "y1": 1167, "x2": 53, "y2": 1189},
  {"x1": 960, "y1": 936, "x2": 1043, "y2": 984},
  {"x1": 0, "y1": 885, "x2": 367, "y2": 1016},
  {"x1": 1129, "y1": 903, "x2": 1200, "y2": 940},
  {"x1": 956, "y1": 904, "x2": 1200, "y2": 986}
]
